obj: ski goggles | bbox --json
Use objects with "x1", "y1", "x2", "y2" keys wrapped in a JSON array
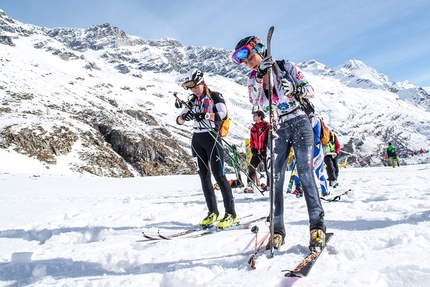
[
  {"x1": 182, "y1": 80, "x2": 198, "y2": 90},
  {"x1": 231, "y1": 44, "x2": 263, "y2": 65}
]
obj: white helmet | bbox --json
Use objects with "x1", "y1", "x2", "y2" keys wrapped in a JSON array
[{"x1": 182, "y1": 68, "x2": 204, "y2": 90}]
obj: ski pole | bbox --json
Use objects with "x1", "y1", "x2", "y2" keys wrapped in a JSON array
[
  {"x1": 249, "y1": 229, "x2": 271, "y2": 270},
  {"x1": 248, "y1": 225, "x2": 259, "y2": 269}
]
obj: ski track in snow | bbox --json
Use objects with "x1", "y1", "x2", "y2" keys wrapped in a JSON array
[{"x1": 1, "y1": 164, "x2": 430, "y2": 286}]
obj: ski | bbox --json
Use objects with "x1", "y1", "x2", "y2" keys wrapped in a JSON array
[
  {"x1": 189, "y1": 216, "x2": 267, "y2": 238},
  {"x1": 149, "y1": 214, "x2": 254, "y2": 241},
  {"x1": 142, "y1": 225, "x2": 213, "y2": 241},
  {"x1": 320, "y1": 189, "x2": 351, "y2": 202},
  {"x1": 283, "y1": 232, "x2": 334, "y2": 278},
  {"x1": 231, "y1": 144, "x2": 244, "y2": 187},
  {"x1": 156, "y1": 225, "x2": 214, "y2": 240},
  {"x1": 286, "y1": 162, "x2": 297, "y2": 194},
  {"x1": 266, "y1": 25, "x2": 276, "y2": 258},
  {"x1": 142, "y1": 232, "x2": 160, "y2": 241}
]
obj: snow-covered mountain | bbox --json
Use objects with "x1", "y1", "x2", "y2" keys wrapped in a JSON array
[{"x1": 1, "y1": 9, "x2": 429, "y2": 177}]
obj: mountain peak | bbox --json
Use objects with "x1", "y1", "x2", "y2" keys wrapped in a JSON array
[{"x1": 341, "y1": 59, "x2": 368, "y2": 70}]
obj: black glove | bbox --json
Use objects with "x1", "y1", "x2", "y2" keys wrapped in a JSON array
[
  {"x1": 195, "y1": 113, "x2": 208, "y2": 122},
  {"x1": 181, "y1": 111, "x2": 194, "y2": 121},
  {"x1": 256, "y1": 67, "x2": 267, "y2": 79},
  {"x1": 251, "y1": 148, "x2": 258, "y2": 155},
  {"x1": 174, "y1": 99, "x2": 182, "y2": 109},
  {"x1": 294, "y1": 86, "x2": 306, "y2": 97},
  {"x1": 256, "y1": 55, "x2": 275, "y2": 79}
]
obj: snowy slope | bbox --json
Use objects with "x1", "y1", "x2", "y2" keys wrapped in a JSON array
[{"x1": 1, "y1": 161, "x2": 430, "y2": 286}]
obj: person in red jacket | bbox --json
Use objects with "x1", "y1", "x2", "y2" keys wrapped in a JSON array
[
  {"x1": 324, "y1": 131, "x2": 341, "y2": 188},
  {"x1": 244, "y1": 110, "x2": 269, "y2": 193}
]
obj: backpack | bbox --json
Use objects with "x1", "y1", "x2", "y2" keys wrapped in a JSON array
[
  {"x1": 276, "y1": 60, "x2": 315, "y2": 116},
  {"x1": 220, "y1": 116, "x2": 230, "y2": 137},
  {"x1": 319, "y1": 118, "x2": 330, "y2": 146},
  {"x1": 209, "y1": 91, "x2": 230, "y2": 137}
]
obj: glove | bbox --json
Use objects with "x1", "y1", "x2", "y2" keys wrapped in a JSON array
[
  {"x1": 251, "y1": 148, "x2": 258, "y2": 155},
  {"x1": 294, "y1": 86, "x2": 306, "y2": 97},
  {"x1": 181, "y1": 111, "x2": 194, "y2": 121},
  {"x1": 174, "y1": 99, "x2": 182, "y2": 109},
  {"x1": 280, "y1": 79, "x2": 294, "y2": 95},
  {"x1": 256, "y1": 55, "x2": 275, "y2": 79},
  {"x1": 195, "y1": 112, "x2": 208, "y2": 122}
]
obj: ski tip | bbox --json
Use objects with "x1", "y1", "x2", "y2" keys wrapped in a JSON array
[{"x1": 267, "y1": 26, "x2": 274, "y2": 38}]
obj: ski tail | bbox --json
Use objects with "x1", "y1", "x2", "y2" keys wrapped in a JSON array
[{"x1": 283, "y1": 232, "x2": 334, "y2": 277}]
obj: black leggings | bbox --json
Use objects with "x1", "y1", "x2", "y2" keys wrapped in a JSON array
[
  {"x1": 324, "y1": 155, "x2": 339, "y2": 181},
  {"x1": 191, "y1": 132, "x2": 236, "y2": 217},
  {"x1": 247, "y1": 153, "x2": 268, "y2": 186}
]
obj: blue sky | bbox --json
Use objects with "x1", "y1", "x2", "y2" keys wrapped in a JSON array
[{"x1": 1, "y1": 0, "x2": 430, "y2": 87}]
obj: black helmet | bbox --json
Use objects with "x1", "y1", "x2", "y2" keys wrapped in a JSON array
[
  {"x1": 235, "y1": 36, "x2": 264, "y2": 50},
  {"x1": 182, "y1": 68, "x2": 204, "y2": 90}
]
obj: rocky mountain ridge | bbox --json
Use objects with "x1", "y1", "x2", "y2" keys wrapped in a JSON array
[{"x1": 1, "y1": 9, "x2": 429, "y2": 177}]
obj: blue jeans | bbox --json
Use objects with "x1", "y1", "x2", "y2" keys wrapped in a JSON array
[{"x1": 272, "y1": 115, "x2": 325, "y2": 237}]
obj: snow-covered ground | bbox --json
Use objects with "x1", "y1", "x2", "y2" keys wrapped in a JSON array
[{"x1": 1, "y1": 150, "x2": 430, "y2": 287}]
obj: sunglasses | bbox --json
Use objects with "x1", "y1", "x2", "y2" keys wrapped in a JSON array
[
  {"x1": 231, "y1": 44, "x2": 263, "y2": 65},
  {"x1": 182, "y1": 80, "x2": 198, "y2": 90}
]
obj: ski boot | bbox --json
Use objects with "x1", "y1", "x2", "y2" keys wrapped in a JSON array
[
  {"x1": 287, "y1": 182, "x2": 293, "y2": 193},
  {"x1": 309, "y1": 229, "x2": 326, "y2": 252},
  {"x1": 217, "y1": 213, "x2": 238, "y2": 229},
  {"x1": 266, "y1": 233, "x2": 284, "y2": 250},
  {"x1": 332, "y1": 181, "x2": 339, "y2": 188},
  {"x1": 201, "y1": 212, "x2": 220, "y2": 228},
  {"x1": 293, "y1": 183, "x2": 304, "y2": 198},
  {"x1": 243, "y1": 183, "x2": 254, "y2": 193},
  {"x1": 261, "y1": 183, "x2": 269, "y2": 192}
]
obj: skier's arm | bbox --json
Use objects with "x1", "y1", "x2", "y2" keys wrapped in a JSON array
[
  {"x1": 211, "y1": 92, "x2": 227, "y2": 121},
  {"x1": 334, "y1": 136, "x2": 341, "y2": 154},
  {"x1": 283, "y1": 61, "x2": 315, "y2": 99},
  {"x1": 249, "y1": 127, "x2": 256, "y2": 149},
  {"x1": 176, "y1": 107, "x2": 189, "y2": 125},
  {"x1": 247, "y1": 71, "x2": 265, "y2": 107}
]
